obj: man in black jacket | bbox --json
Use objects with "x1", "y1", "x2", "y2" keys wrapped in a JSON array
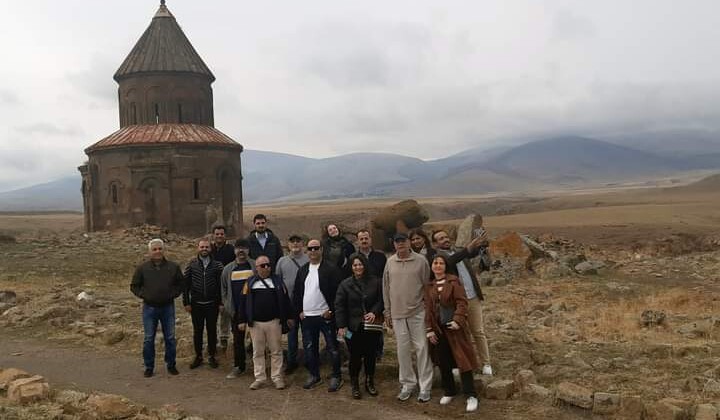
[
  {"x1": 131, "y1": 238, "x2": 185, "y2": 378},
  {"x1": 183, "y1": 238, "x2": 225, "y2": 369},
  {"x1": 211, "y1": 225, "x2": 236, "y2": 350},
  {"x1": 293, "y1": 239, "x2": 345, "y2": 392},
  {"x1": 247, "y1": 214, "x2": 284, "y2": 270},
  {"x1": 236, "y1": 255, "x2": 294, "y2": 390}
]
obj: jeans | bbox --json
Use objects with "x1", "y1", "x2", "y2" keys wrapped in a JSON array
[
  {"x1": 302, "y1": 316, "x2": 341, "y2": 379},
  {"x1": 142, "y1": 303, "x2": 176, "y2": 370},
  {"x1": 190, "y1": 302, "x2": 219, "y2": 358},
  {"x1": 285, "y1": 319, "x2": 300, "y2": 367}
]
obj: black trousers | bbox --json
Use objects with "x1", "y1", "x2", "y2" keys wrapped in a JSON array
[
  {"x1": 347, "y1": 327, "x2": 381, "y2": 378},
  {"x1": 191, "y1": 302, "x2": 219, "y2": 358},
  {"x1": 231, "y1": 314, "x2": 246, "y2": 369},
  {"x1": 437, "y1": 334, "x2": 477, "y2": 398}
]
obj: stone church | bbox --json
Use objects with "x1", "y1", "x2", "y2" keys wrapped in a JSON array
[{"x1": 78, "y1": 1, "x2": 244, "y2": 235}]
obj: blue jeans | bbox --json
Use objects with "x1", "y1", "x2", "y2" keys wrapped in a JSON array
[
  {"x1": 142, "y1": 303, "x2": 177, "y2": 370},
  {"x1": 286, "y1": 319, "x2": 300, "y2": 367},
  {"x1": 302, "y1": 316, "x2": 341, "y2": 379}
]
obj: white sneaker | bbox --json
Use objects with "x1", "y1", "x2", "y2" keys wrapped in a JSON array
[
  {"x1": 482, "y1": 364, "x2": 493, "y2": 376},
  {"x1": 439, "y1": 395, "x2": 454, "y2": 405},
  {"x1": 466, "y1": 396, "x2": 479, "y2": 412}
]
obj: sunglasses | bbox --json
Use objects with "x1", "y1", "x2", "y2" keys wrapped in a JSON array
[
  {"x1": 307, "y1": 246, "x2": 321, "y2": 251},
  {"x1": 257, "y1": 263, "x2": 271, "y2": 268}
]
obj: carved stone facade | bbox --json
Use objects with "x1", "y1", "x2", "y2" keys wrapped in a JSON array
[{"x1": 79, "y1": 2, "x2": 243, "y2": 235}]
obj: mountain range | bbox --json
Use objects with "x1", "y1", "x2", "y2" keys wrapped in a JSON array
[{"x1": 2, "y1": 135, "x2": 720, "y2": 211}]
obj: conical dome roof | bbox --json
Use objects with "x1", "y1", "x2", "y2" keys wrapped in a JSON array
[{"x1": 114, "y1": 2, "x2": 215, "y2": 82}]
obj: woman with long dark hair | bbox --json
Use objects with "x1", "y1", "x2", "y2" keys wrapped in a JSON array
[
  {"x1": 409, "y1": 228, "x2": 436, "y2": 264},
  {"x1": 424, "y1": 254, "x2": 479, "y2": 412},
  {"x1": 335, "y1": 253, "x2": 384, "y2": 399},
  {"x1": 322, "y1": 223, "x2": 355, "y2": 274}
]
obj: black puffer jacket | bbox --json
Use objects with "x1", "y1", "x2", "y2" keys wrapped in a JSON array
[
  {"x1": 334, "y1": 275, "x2": 383, "y2": 333},
  {"x1": 182, "y1": 256, "x2": 224, "y2": 306},
  {"x1": 247, "y1": 229, "x2": 284, "y2": 269}
]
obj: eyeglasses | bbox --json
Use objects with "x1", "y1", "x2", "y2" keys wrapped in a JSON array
[
  {"x1": 307, "y1": 246, "x2": 321, "y2": 251},
  {"x1": 257, "y1": 263, "x2": 271, "y2": 268}
]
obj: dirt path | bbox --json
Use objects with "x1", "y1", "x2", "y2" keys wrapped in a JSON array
[{"x1": 0, "y1": 334, "x2": 584, "y2": 419}]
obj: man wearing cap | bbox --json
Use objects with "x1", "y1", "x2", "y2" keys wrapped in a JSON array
[
  {"x1": 220, "y1": 238, "x2": 256, "y2": 378},
  {"x1": 383, "y1": 232, "x2": 433, "y2": 403},
  {"x1": 275, "y1": 234, "x2": 309, "y2": 373}
]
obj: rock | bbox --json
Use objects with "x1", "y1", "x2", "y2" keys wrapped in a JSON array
[
  {"x1": 591, "y1": 358, "x2": 611, "y2": 370},
  {"x1": 702, "y1": 364, "x2": 720, "y2": 378},
  {"x1": 485, "y1": 379, "x2": 515, "y2": 400},
  {"x1": 0, "y1": 302, "x2": 13, "y2": 313},
  {"x1": 530, "y1": 350, "x2": 552, "y2": 366},
  {"x1": 54, "y1": 389, "x2": 89, "y2": 407},
  {"x1": 513, "y1": 369, "x2": 537, "y2": 391},
  {"x1": 372, "y1": 200, "x2": 429, "y2": 234},
  {"x1": 475, "y1": 374, "x2": 495, "y2": 396},
  {"x1": 646, "y1": 399, "x2": 686, "y2": 420},
  {"x1": 695, "y1": 404, "x2": 718, "y2": 420},
  {"x1": 615, "y1": 395, "x2": 645, "y2": 419},
  {"x1": 103, "y1": 329, "x2": 125, "y2": 345},
  {"x1": 0, "y1": 290, "x2": 17, "y2": 304},
  {"x1": 489, "y1": 232, "x2": 533, "y2": 269},
  {"x1": 643, "y1": 343, "x2": 673, "y2": 358},
  {"x1": 592, "y1": 392, "x2": 620, "y2": 415},
  {"x1": 86, "y1": 394, "x2": 136, "y2": 419},
  {"x1": 677, "y1": 319, "x2": 714, "y2": 337},
  {"x1": 455, "y1": 214, "x2": 484, "y2": 248},
  {"x1": 0, "y1": 367, "x2": 30, "y2": 390},
  {"x1": 703, "y1": 379, "x2": 720, "y2": 395},
  {"x1": 574, "y1": 260, "x2": 606, "y2": 275},
  {"x1": 7, "y1": 375, "x2": 50, "y2": 404},
  {"x1": 555, "y1": 382, "x2": 594, "y2": 409},
  {"x1": 76, "y1": 291, "x2": 94, "y2": 302},
  {"x1": 641, "y1": 310, "x2": 667, "y2": 327},
  {"x1": 520, "y1": 384, "x2": 553, "y2": 402},
  {"x1": 521, "y1": 235, "x2": 555, "y2": 260}
]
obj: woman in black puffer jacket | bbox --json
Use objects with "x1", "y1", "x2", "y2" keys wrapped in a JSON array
[
  {"x1": 322, "y1": 223, "x2": 355, "y2": 275},
  {"x1": 335, "y1": 253, "x2": 384, "y2": 399}
]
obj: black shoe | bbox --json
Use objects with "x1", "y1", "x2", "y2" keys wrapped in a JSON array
[
  {"x1": 303, "y1": 376, "x2": 322, "y2": 390},
  {"x1": 167, "y1": 366, "x2": 179, "y2": 375},
  {"x1": 365, "y1": 375, "x2": 378, "y2": 396},
  {"x1": 351, "y1": 376, "x2": 361, "y2": 399},
  {"x1": 328, "y1": 377, "x2": 344, "y2": 392},
  {"x1": 190, "y1": 357, "x2": 203, "y2": 369},
  {"x1": 208, "y1": 356, "x2": 219, "y2": 369},
  {"x1": 143, "y1": 369, "x2": 153, "y2": 378}
]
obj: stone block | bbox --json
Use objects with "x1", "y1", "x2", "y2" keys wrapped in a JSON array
[
  {"x1": 7, "y1": 375, "x2": 49, "y2": 405},
  {"x1": 0, "y1": 368, "x2": 30, "y2": 390},
  {"x1": 513, "y1": 369, "x2": 536, "y2": 391},
  {"x1": 485, "y1": 379, "x2": 515, "y2": 400},
  {"x1": 645, "y1": 399, "x2": 687, "y2": 420},
  {"x1": 489, "y1": 232, "x2": 533, "y2": 268},
  {"x1": 694, "y1": 404, "x2": 718, "y2": 420},
  {"x1": 87, "y1": 393, "x2": 136, "y2": 419},
  {"x1": 615, "y1": 395, "x2": 645, "y2": 420},
  {"x1": 556, "y1": 381, "x2": 593, "y2": 409},
  {"x1": 593, "y1": 392, "x2": 621, "y2": 415}
]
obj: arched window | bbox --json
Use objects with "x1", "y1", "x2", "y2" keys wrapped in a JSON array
[
  {"x1": 111, "y1": 184, "x2": 119, "y2": 205},
  {"x1": 192, "y1": 178, "x2": 200, "y2": 200},
  {"x1": 178, "y1": 103, "x2": 183, "y2": 123},
  {"x1": 154, "y1": 103, "x2": 160, "y2": 124}
]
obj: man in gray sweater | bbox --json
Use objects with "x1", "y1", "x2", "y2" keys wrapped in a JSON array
[
  {"x1": 275, "y1": 233, "x2": 309, "y2": 373},
  {"x1": 383, "y1": 232, "x2": 433, "y2": 403}
]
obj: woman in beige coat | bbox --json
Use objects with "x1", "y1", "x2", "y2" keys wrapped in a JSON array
[{"x1": 424, "y1": 254, "x2": 479, "y2": 412}]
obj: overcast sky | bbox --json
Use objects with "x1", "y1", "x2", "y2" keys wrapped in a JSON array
[{"x1": 1, "y1": 0, "x2": 719, "y2": 191}]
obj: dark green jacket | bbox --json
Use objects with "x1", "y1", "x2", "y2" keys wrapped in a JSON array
[{"x1": 131, "y1": 259, "x2": 185, "y2": 306}]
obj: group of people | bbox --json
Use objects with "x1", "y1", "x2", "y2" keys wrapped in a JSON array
[{"x1": 130, "y1": 214, "x2": 493, "y2": 412}]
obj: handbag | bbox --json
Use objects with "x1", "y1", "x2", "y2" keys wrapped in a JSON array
[{"x1": 354, "y1": 280, "x2": 384, "y2": 334}]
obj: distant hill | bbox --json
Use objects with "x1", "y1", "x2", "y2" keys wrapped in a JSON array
[
  {"x1": 0, "y1": 177, "x2": 82, "y2": 212},
  {"x1": 667, "y1": 173, "x2": 720, "y2": 194},
  {"x1": 3, "y1": 135, "x2": 720, "y2": 210}
]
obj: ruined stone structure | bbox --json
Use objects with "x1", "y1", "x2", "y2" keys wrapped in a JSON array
[{"x1": 79, "y1": 1, "x2": 243, "y2": 235}]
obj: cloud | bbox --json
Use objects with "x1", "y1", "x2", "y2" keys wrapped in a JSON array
[
  {"x1": 64, "y1": 53, "x2": 118, "y2": 108},
  {"x1": 0, "y1": 89, "x2": 20, "y2": 106},
  {"x1": 551, "y1": 10, "x2": 596, "y2": 42},
  {"x1": 14, "y1": 123, "x2": 83, "y2": 137}
]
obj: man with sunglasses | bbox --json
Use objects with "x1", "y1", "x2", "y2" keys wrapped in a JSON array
[
  {"x1": 275, "y1": 234, "x2": 309, "y2": 373},
  {"x1": 293, "y1": 239, "x2": 345, "y2": 392},
  {"x1": 236, "y1": 255, "x2": 294, "y2": 390}
]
